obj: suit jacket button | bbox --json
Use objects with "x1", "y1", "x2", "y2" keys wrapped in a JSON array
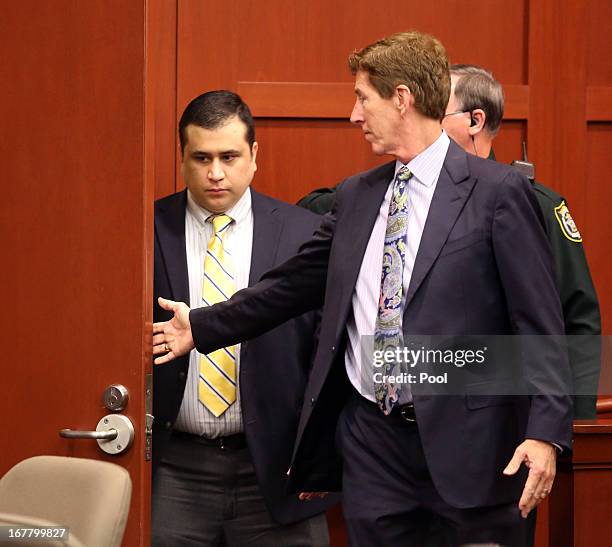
[
  {"x1": 178, "y1": 371, "x2": 186, "y2": 381},
  {"x1": 165, "y1": 421, "x2": 172, "y2": 430},
  {"x1": 310, "y1": 397, "x2": 316, "y2": 406},
  {"x1": 331, "y1": 345, "x2": 335, "y2": 351}
]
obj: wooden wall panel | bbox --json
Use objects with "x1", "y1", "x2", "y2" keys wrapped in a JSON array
[
  {"x1": 178, "y1": 0, "x2": 526, "y2": 89},
  {"x1": 587, "y1": 0, "x2": 612, "y2": 86},
  {"x1": 225, "y1": 0, "x2": 527, "y2": 83},
  {"x1": 147, "y1": 0, "x2": 178, "y2": 199},
  {"x1": 528, "y1": 0, "x2": 588, "y2": 211},
  {"x1": 252, "y1": 119, "x2": 382, "y2": 202},
  {"x1": 584, "y1": 1, "x2": 612, "y2": 336},
  {"x1": 585, "y1": 124, "x2": 612, "y2": 334},
  {"x1": 587, "y1": 87, "x2": 612, "y2": 121},
  {"x1": 574, "y1": 468, "x2": 612, "y2": 545},
  {"x1": 527, "y1": 0, "x2": 612, "y2": 337},
  {"x1": 175, "y1": 0, "x2": 528, "y2": 201},
  {"x1": 236, "y1": 82, "x2": 529, "y2": 120}
]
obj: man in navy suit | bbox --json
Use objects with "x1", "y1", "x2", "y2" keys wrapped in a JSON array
[
  {"x1": 152, "y1": 91, "x2": 332, "y2": 546},
  {"x1": 153, "y1": 34, "x2": 572, "y2": 546}
]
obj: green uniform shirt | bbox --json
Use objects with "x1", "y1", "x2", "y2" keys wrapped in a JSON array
[
  {"x1": 531, "y1": 181, "x2": 601, "y2": 418},
  {"x1": 296, "y1": 187, "x2": 336, "y2": 215}
]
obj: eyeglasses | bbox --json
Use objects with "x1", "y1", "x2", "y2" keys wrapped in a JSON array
[{"x1": 443, "y1": 110, "x2": 468, "y2": 119}]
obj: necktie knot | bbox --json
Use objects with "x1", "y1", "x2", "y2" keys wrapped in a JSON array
[
  {"x1": 396, "y1": 166, "x2": 412, "y2": 183},
  {"x1": 208, "y1": 213, "x2": 233, "y2": 236},
  {"x1": 391, "y1": 167, "x2": 412, "y2": 215}
]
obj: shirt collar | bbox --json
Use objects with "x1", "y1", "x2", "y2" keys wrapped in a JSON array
[
  {"x1": 394, "y1": 130, "x2": 450, "y2": 187},
  {"x1": 186, "y1": 187, "x2": 252, "y2": 229}
]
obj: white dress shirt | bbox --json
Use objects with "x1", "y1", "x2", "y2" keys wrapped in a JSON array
[
  {"x1": 345, "y1": 131, "x2": 451, "y2": 401},
  {"x1": 174, "y1": 188, "x2": 253, "y2": 437}
]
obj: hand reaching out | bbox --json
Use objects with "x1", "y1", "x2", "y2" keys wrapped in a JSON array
[{"x1": 152, "y1": 297, "x2": 195, "y2": 364}]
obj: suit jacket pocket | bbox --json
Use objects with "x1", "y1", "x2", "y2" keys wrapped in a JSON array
[
  {"x1": 439, "y1": 229, "x2": 484, "y2": 258},
  {"x1": 465, "y1": 380, "x2": 516, "y2": 409}
]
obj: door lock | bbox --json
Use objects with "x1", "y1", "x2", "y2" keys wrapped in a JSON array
[{"x1": 103, "y1": 384, "x2": 129, "y2": 411}]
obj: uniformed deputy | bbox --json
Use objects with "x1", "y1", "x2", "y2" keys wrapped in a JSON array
[
  {"x1": 298, "y1": 63, "x2": 601, "y2": 419},
  {"x1": 530, "y1": 181, "x2": 601, "y2": 418}
]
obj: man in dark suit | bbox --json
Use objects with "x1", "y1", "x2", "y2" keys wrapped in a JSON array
[
  {"x1": 153, "y1": 34, "x2": 572, "y2": 546},
  {"x1": 152, "y1": 91, "x2": 332, "y2": 546},
  {"x1": 297, "y1": 64, "x2": 601, "y2": 420}
]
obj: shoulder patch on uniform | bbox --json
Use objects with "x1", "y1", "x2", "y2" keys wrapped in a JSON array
[{"x1": 554, "y1": 200, "x2": 582, "y2": 242}]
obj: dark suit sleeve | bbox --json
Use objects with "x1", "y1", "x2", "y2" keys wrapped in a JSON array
[
  {"x1": 491, "y1": 171, "x2": 573, "y2": 449},
  {"x1": 190, "y1": 209, "x2": 336, "y2": 355}
]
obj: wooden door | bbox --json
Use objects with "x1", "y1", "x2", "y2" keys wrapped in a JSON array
[{"x1": 0, "y1": 2, "x2": 168, "y2": 545}]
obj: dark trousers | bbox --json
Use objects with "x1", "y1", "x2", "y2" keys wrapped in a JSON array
[
  {"x1": 152, "y1": 432, "x2": 329, "y2": 547},
  {"x1": 337, "y1": 395, "x2": 530, "y2": 547}
]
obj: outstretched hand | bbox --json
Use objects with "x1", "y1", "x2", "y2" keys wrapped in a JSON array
[
  {"x1": 503, "y1": 439, "x2": 557, "y2": 518},
  {"x1": 152, "y1": 297, "x2": 195, "y2": 364}
]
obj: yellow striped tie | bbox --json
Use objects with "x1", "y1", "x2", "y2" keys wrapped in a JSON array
[{"x1": 199, "y1": 214, "x2": 236, "y2": 417}]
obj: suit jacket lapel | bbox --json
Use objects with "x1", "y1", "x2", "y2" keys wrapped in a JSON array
[
  {"x1": 249, "y1": 190, "x2": 282, "y2": 286},
  {"x1": 331, "y1": 161, "x2": 395, "y2": 339},
  {"x1": 155, "y1": 190, "x2": 190, "y2": 305},
  {"x1": 404, "y1": 141, "x2": 475, "y2": 308}
]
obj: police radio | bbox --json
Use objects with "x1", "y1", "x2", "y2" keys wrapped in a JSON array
[{"x1": 511, "y1": 142, "x2": 535, "y2": 182}]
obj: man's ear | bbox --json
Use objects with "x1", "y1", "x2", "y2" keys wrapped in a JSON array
[
  {"x1": 395, "y1": 84, "x2": 413, "y2": 115},
  {"x1": 468, "y1": 109, "x2": 486, "y2": 136},
  {"x1": 251, "y1": 141, "x2": 258, "y2": 171}
]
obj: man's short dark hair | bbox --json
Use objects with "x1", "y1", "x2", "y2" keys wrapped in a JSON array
[
  {"x1": 450, "y1": 64, "x2": 504, "y2": 136},
  {"x1": 178, "y1": 90, "x2": 255, "y2": 154}
]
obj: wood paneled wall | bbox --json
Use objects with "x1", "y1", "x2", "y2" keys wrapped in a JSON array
[
  {"x1": 528, "y1": 0, "x2": 612, "y2": 339},
  {"x1": 584, "y1": 0, "x2": 612, "y2": 337},
  {"x1": 172, "y1": 0, "x2": 531, "y2": 201}
]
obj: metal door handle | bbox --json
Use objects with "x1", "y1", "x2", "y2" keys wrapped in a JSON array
[
  {"x1": 59, "y1": 429, "x2": 118, "y2": 440},
  {"x1": 58, "y1": 414, "x2": 134, "y2": 455}
]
